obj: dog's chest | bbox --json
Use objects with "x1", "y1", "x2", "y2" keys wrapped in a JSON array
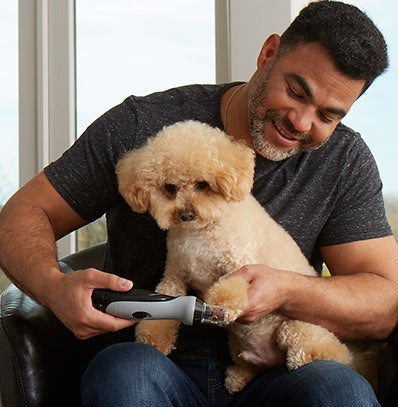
[{"x1": 167, "y1": 227, "x2": 245, "y2": 292}]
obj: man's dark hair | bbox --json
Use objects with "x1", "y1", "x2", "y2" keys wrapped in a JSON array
[{"x1": 279, "y1": 0, "x2": 388, "y2": 92}]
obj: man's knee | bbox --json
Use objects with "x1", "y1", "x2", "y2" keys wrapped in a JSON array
[
  {"x1": 236, "y1": 361, "x2": 380, "y2": 407},
  {"x1": 292, "y1": 361, "x2": 379, "y2": 405},
  {"x1": 81, "y1": 343, "x2": 174, "y2": 405},
  {"x1": 81, "y1": 342, "x2": 211, "y2": 407}
]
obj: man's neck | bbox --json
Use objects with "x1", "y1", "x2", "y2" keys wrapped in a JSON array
[{"x1": 221, "y1": 83, "x2": 252, "y2": 148}]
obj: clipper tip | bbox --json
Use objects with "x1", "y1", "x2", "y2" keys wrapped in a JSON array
[{"x1": 201, "y1": 304, "x2": 228, "y2": 325}]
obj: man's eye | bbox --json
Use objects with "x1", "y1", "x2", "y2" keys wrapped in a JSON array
[
  {"x1": 164, "y1": 184, "x2": 177, "y2": 194},
  {"x1": 319, "y1": 112, "x2": 333, "y2": 124},
  {"x1": 287, "y1": 85, "x2": 302, "y2": 99},
  {"x1": 195, "y1": 181, "x2": 209, "y2": 191}
]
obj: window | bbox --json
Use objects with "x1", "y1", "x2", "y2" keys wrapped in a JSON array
[
  {"x1": 76, "y1": 0, "x2": 215, "y2": 135},
  {"x1": 75, "y1": 0, "x2": 216, "y2": 249},
  {"x1": 0, "y1": 1, "x2": 18, "y2": 207},
  {"x1": 2, "y1": 0, "x2": 395, "y2": 270},
  {"x1": 0, "y1": 1, "x2": 18, "y2": 292},
  {"x1": 344, "y1": 0, "x2": 398, "y2": 238}
]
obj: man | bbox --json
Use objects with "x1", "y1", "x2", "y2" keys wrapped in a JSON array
[{"x1": 1, "y1": 1, "x2": 397, "y2": 406}]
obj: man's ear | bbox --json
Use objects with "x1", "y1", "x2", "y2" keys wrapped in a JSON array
[{"x1": 257, "y1": 34, "x2": 281, "y2": 69}]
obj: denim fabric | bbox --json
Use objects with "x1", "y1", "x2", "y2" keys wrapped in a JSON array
[{"x1": 81, "y1": 342, "x2": 380, "y2": 407}]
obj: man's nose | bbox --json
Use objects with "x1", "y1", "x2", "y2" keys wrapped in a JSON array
[{"x1": 286, "y1": 105, "x2": 314, "y2": 134}]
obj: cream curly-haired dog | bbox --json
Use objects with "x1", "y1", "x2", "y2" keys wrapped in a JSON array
[{"x1": 116, "y1": 120, "x2": 376, "y2": 393}]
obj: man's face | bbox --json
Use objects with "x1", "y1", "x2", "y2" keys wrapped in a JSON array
[{"x1": 247, "y1": 41, "x2": 365, "y2": 161}]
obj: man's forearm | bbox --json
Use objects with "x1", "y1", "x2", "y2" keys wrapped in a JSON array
[
  {"x1": 0, "y1": 201, "x2": 61, "y2": 305},
  {"x1": 281, "y1": 271, "x2": 398, "y2": 341},
  {"x1": 233, "y1": 262, "x2": 398, "y2": 342}
]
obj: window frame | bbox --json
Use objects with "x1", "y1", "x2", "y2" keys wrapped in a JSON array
[{"x1": 19, "y1": 0, "x2": 76, "y2": 256}]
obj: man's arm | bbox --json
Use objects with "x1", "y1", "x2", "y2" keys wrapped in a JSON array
[
  {"x1": 231, "y1": 236, "x2": 398, "y2": 341},
  {"x1": 0, "y1": 171, "x2": 135, "y2": 339},
  {"x1": 318, "y1": 236, "x2": 398, "y2": 339}
]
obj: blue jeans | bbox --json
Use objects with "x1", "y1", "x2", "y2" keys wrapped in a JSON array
[{"x1": 81, "y1": 342, "x2": 380, "y2": 406}]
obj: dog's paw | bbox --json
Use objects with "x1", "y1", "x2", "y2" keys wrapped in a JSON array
[
  {"x1": 224, "y1": 363, "x2": 258, "y2": 394},
  {"x1": 276, "y1": 320, "x2": 353, "y2": 370},
  {"x1": 135, "y1": 320, "x2": 180, "y2": 355},
  {"x1": 204, "y1": 277, "x2": 248, "y2": 323}
]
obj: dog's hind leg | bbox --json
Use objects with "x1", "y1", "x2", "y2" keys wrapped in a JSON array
[
  {"x1": 224, "y1": 362, "x2": 259, "y2": 394},
  {"x1": 276, "y1": 319, "x2": 353, "y2": 370},
  {"x1": 135, "y1": 319, "x2": 180, "y2": 355}
]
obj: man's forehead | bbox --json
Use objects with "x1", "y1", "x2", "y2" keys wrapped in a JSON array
[{"x1": 277, "y1": 43, "x2": 365, "y2": 104}]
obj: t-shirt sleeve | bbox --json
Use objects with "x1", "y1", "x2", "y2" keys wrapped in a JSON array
[
  {"x1": 318, "y1": 137, "x2": 392, "y2": 246},
  {"x1": 44, "y1": 99, "x2": 138, "y2": 222}
]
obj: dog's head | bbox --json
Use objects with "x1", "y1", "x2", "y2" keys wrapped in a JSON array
[{"x1": 116, "y1": 120, "x2": 255, "y2": 230}]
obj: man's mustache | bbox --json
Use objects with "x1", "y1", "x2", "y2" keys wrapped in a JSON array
[{"x1": 264, "y1": 110, "x2": 311, "y2": 144}]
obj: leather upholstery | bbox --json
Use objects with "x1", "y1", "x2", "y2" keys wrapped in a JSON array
[
  {"x1": 1, "y1": 242, "x2": 398, "y2": 406},
  {"x1": 0, "y1": 283, "x2": 84, "y2": 406},
  {"x1": 0, "y1": 242, "x2": 127, "y2": 407}
]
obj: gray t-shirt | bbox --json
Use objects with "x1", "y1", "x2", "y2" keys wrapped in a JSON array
[{"x1": 44, "y1": 83, "x2": 392, "y2": 360}]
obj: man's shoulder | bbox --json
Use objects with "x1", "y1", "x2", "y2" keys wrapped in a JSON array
[
  {"x1": 310, "y1": 121, "x2": 372, "y2": 168},
  {"x1": 125, "y1": 83, "x2": 233, "y2": 108},
  {"x1": 114, "y1": 83, "x2": 240, "y2": 145},
  {"x1": 328, "y1": 122, "x2": 365, "y2": 150}
]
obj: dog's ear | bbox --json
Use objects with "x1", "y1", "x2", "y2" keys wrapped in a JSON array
[
  {"x1": 215, "y1": 171, "x2": 253, "y2": 202},
  {"x1": 119, "y1": 183, "x2": 150, "y2": 213},
  {"x1": 116, "y1": 150, "x2": 151, "y2": 213},
  {"x1": 215, "y1": 144, "x2": 255, "y2": 202}
]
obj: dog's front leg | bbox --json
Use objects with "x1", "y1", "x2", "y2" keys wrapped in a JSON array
[
  {"x1": 155, "y1": 257, "x2": 189, "y2": 298},
  {"x1": 204, "y1": 276, "x2": 249, "y2": 324},
  {"x1": 135, "y1": 263, "x2": 188, "y2": 355}
]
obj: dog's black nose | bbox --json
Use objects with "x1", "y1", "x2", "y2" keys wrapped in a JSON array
[{"x1": 179, "y1": 209, "x2": 196, "y2": 222}]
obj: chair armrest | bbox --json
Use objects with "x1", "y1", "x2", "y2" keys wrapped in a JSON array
[
  {"x1": 60, "y1": 241, "x2": 107, "y2": 272},
  {"x1": 0, "y1": 283, "x2": 84, "y2": 406}
]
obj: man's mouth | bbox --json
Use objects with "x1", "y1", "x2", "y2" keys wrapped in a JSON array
[{"x1": 273, "y1": 120, "x2": 300, "y2": 143}]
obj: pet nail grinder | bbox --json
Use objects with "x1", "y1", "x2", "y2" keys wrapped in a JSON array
[{"x1": 92, "y1": 288, "x2": 227, "y2": 326}]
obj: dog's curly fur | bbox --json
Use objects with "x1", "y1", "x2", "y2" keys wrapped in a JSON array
[{"x1": 116, "y1": 120, "x2": 378, "y2": 393}]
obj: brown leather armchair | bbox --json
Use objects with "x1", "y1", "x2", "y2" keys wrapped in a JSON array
[{"x1": 1, "y1": 242, "x2": 398, "y2": 406}]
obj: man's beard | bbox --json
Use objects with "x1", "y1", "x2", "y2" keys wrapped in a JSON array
[
  {"x1": 247, "y1": 64, "x2": 328, "y2": 161},
  {"x1": 249, "y1": 111, "x2": 327, "y2": 161}
]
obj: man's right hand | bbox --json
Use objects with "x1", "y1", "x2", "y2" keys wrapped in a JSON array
[{"x1": 44, "y1": 267, "x2": 136, "y2": 340}]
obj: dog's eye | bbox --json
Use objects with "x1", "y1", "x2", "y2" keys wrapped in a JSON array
[
  {"x1": 195, "y1": 181, "x2": 209, "y2": 191},
  {"x1": 164, "y1": 183, "x2": 177, "y2": 195}
]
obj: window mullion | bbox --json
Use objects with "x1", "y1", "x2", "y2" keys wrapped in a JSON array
[{"x1": 18, "y1": 0, "x2": 76, "y2": 256}]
